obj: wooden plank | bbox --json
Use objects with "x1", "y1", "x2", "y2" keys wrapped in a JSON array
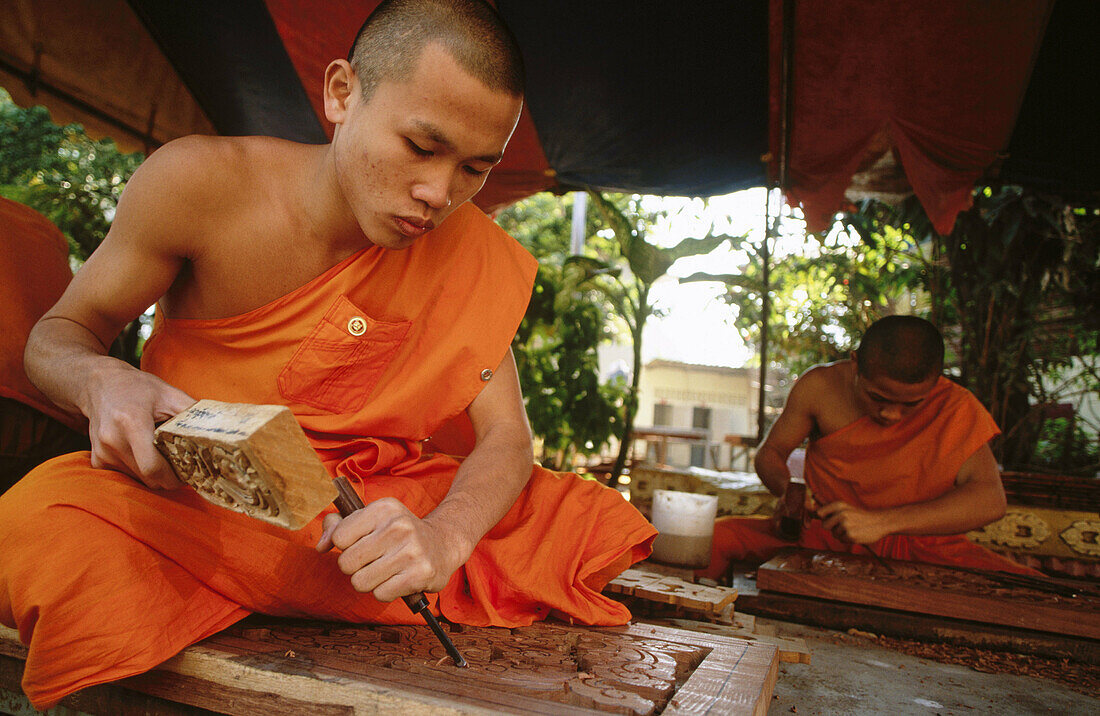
[
  {"x1": 621, "y1": 623, "x2": 779, "y2": 716},
  {"x1": 608, "y1": 570, "x2": 737, "y2": 615},
  {"x1": 605, "y1": 568, "x2": 668, "y2": 596},
  {"x1": 0, "y1": 626, "x2": 26, "y2": 659},
  {"x1": 639, "y1": 618, "x2": 811, "y2": 665},
  {"x1": 1, "y1": 621, "x2": 777, "y2": 715},
  {"x1": 756, "y1": 550, "x2": 1100, "y2": 640},
  {"x1": 737, "y1": 590, "x2": 1100, "y2": 665},
  {"x1": 2, "y1": 651, "x2": 214, "y2": 716}
]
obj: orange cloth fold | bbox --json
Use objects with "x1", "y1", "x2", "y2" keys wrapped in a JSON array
[
  {"x1": 704, "y1": 378, "x2": 1036, "y2": 579},
  {"x1": 0, "y1": 202, "x2": 656, "y2": 708},
  {"x1": 0, "y1": 199, "x2": 80, "y2": 430}
]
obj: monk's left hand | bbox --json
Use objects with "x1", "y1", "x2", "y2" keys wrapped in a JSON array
[
  {"x1": 315, "y1": 497, "x2": 467, "y2": 602},
  {"x1": 818, "y1": 501, "x2": 890, "y2": 544}
]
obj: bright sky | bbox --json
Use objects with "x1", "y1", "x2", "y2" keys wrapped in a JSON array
[
  {"x1": 607, "y1": 187, "x2": 817, "y2": 370},
  {"x1": 629, "y1": 188, "x2": 765, "y2": 369}
]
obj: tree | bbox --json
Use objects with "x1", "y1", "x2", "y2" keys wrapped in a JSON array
[
  {"x1": 852, "y1": 188, "x2": 1099, "y2": 472},
  {"x1": 564, "y1": 192, "x2": 736, "y2": 485},
  {"x1": 1, "y1": 88, "x2": 146, "y2": 364},
  {"x1": 495, "y1": 193, "x2": 626, "y2": 470},
  {"x1": 686, "y1": 185, "x2": 1099, "y2": 474},
  {"x1": 684, "y1": 212, "x2": 925, "y2": 378},
  {"x1": 0, "y1": 89, "x2": 143, "y2": 261}
]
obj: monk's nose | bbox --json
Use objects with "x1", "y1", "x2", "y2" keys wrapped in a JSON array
[
  {"x1": 880, "y1": 405, "x2": 902, "y2": 422},
  {"x1": 412, "y1": 170, "x2": 452, "y2": 210}
]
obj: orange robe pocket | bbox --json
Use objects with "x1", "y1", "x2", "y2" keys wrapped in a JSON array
[{"x1": 277, "y1": 295, "x2": 410, "y2": 413}]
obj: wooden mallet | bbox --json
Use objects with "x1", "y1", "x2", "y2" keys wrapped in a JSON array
[{"x1": 153, "y1": 399, "x2": 468, "y2": 667}]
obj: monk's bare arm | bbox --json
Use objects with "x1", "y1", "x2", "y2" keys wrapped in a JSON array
[
  {"x1": 24, "y1": 141, "x2": 206, "y2": 487},
  {"x1": 323, "y1": 349, "x2": 533, "y2": 602},
  {"x1": 754, "y1": 370, "x2": 819, "y2": 497},
  {"x1": 427, "y1": 349, "x2": 534, "y2": 553},
  {"x1": 820, "y1": 443, "x2": 1007, "y2": 542},
  {"x1": 882, "y1": 443, "x2": 1007, "y2": 535}
]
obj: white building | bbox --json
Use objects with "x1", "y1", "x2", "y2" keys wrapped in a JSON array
[{"x1": 633, "y1": 359, "x2": 766, "y2": 470}]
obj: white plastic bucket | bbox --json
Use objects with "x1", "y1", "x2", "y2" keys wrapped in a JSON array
[{"x1": 650, "y1": 489, "x2": 718, "y2": 568}]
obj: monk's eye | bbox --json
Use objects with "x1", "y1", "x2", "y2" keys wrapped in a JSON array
[
  {"x1": 463, "y1": 164, "x2": 490, "y2": 177},
  {"x1": 406, "y1": 139, "x2": 432, "y2": 157}
]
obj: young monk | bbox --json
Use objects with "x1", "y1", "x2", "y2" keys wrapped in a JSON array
[
  {"x1": 0, "y1": 0, "x2": 655, "y2": 707},
  {"x1": 702, "y1": 315, "x2": 1037, "y2": 579}
]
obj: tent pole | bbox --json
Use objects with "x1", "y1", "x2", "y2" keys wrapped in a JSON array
[
  {"x1": 757, "y1": 189, "x2": 772, "y2": 443},
  {"x1": 758, "y1": 0, "x2": 796, "y2": 443}
]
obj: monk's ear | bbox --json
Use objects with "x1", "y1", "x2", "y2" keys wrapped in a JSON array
[{"x1": 324, "y1": 60, "x2": 356, "y2": 125}]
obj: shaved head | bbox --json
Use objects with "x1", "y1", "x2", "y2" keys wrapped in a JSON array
[
  {"x1": 347, "y1": 0, "x2": 525, "y2": 101},
  {"x1": 856, "y1": 316, "x2": 945, "y2": 384}
]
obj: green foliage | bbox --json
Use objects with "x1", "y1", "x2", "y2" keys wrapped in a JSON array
[
  {"x1": 1, "y1": 87, "x2": 146, "y2": 364},
  {"x1": 497, "y1": 193, "x2": 626, "y2": 470},
  {"x1": 0, "y1": 88, "x2": 143, "y2": 261},
  {"x1": 683, "y1": 185, "x2": 1098, "y2": 473},
  {"x1": 1030, "y1": 417, "x2": 1099, "y2": 475},
  {"x1": 502, "y1": 191, "x2": 737, "y2": 479},
  {"x1": 685, "y1": 217, "x2": 926, "y2": 377}
]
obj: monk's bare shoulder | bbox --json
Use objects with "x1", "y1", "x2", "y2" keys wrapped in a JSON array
[
  {"x1": 791, "y1": 362, "x2": 847, "y2": 402},
  {"x1": 115, "y1": 136, "x2": 309, "y2": 255},
  {"x1": 111, "y1": 136, "x2": 246, "y2": 259},
  {"x1": 787, "y1": 361, "x2": 855, "y2": 431}
]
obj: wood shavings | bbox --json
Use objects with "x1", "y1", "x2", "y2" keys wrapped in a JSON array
[{"x1": 864, "y1": 633, "x2": 1100, "y2": 699}]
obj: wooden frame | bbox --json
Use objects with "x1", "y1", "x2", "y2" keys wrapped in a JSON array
[{"x1": 0, "y1": 620, "x2": 778, "y2": 715}]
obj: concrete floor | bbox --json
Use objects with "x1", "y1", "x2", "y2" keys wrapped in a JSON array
[{"x1": 765, "y1": 619, "x2": 1098, "y2": 715}]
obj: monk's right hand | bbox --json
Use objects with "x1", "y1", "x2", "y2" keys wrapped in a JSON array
[{"x1": 84, "y1": 362, "x2": 195, "y2": 489}]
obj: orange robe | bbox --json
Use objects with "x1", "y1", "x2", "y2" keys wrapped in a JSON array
[
  {"x1": 0, "y1": 203, "x2": 656, "y2": 708},
  {"x1": 0, "y1": 198, "x2": 80, "y2": 429},
  {"x1": 703, "y1": 377, "x2": 1035, "y2": 579}
]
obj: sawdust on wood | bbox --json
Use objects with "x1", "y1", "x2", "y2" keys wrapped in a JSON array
[{"x1": 839, "y1": 629, "x2": 1100, "y2": 699}]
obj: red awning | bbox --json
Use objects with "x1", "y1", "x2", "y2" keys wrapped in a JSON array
[
  {"x1": 1, "y1": 1, "x2": 1084, "y2": 227},
  {"x1": 770, "y1": 0, "x2": 1053, "y2": 234}
]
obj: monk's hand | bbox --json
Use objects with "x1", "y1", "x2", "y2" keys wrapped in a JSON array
[
  {"x1": 317, "y1": 497, "x2": 465, "y2": 602},
  {"x1": 818, "y1": 501, "x2": 889, "y2": 544},
  {"x1": 85, "y1": 364, "x2": 195, "y2": 490}
]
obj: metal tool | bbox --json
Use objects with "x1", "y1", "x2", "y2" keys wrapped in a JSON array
[
  {"x1": 864, "y1": 549, "x2": 897, "y2": 575},
  {"x1": 776, "y1": 481, "x2": 808, "y2": 541},
  {"x1": 332, "y1": 476, "x2": 468, "y2": 668}
]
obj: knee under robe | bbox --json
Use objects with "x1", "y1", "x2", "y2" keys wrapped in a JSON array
[
  {"x1": 702, "y1": 377, "x2": 1036, "y2": 579},
  {"x1": 0, "y1": 203, "x2": 656, "y2": 708}
]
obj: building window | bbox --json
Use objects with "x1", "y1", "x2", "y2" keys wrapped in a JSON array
[
  {"x1": 653, "y1": 403, "x2": 672, "y2": 426},
  {"x1": 690, "y1": 406, "x2": 712, "y2": 467}
]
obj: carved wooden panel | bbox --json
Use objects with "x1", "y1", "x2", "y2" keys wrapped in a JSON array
[
  {"x1": 98, "y1": 620, "x2": 777, "y2": 715},
  {"x1": 757, "y1": 549, "x2": 1100, "y2": 639},
  {"x1": 153, "y1": 400, "x2": 336, "y2": 529},
  {"x1": 606, "y1": 569, "x2": 738, "y2": 616}
]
